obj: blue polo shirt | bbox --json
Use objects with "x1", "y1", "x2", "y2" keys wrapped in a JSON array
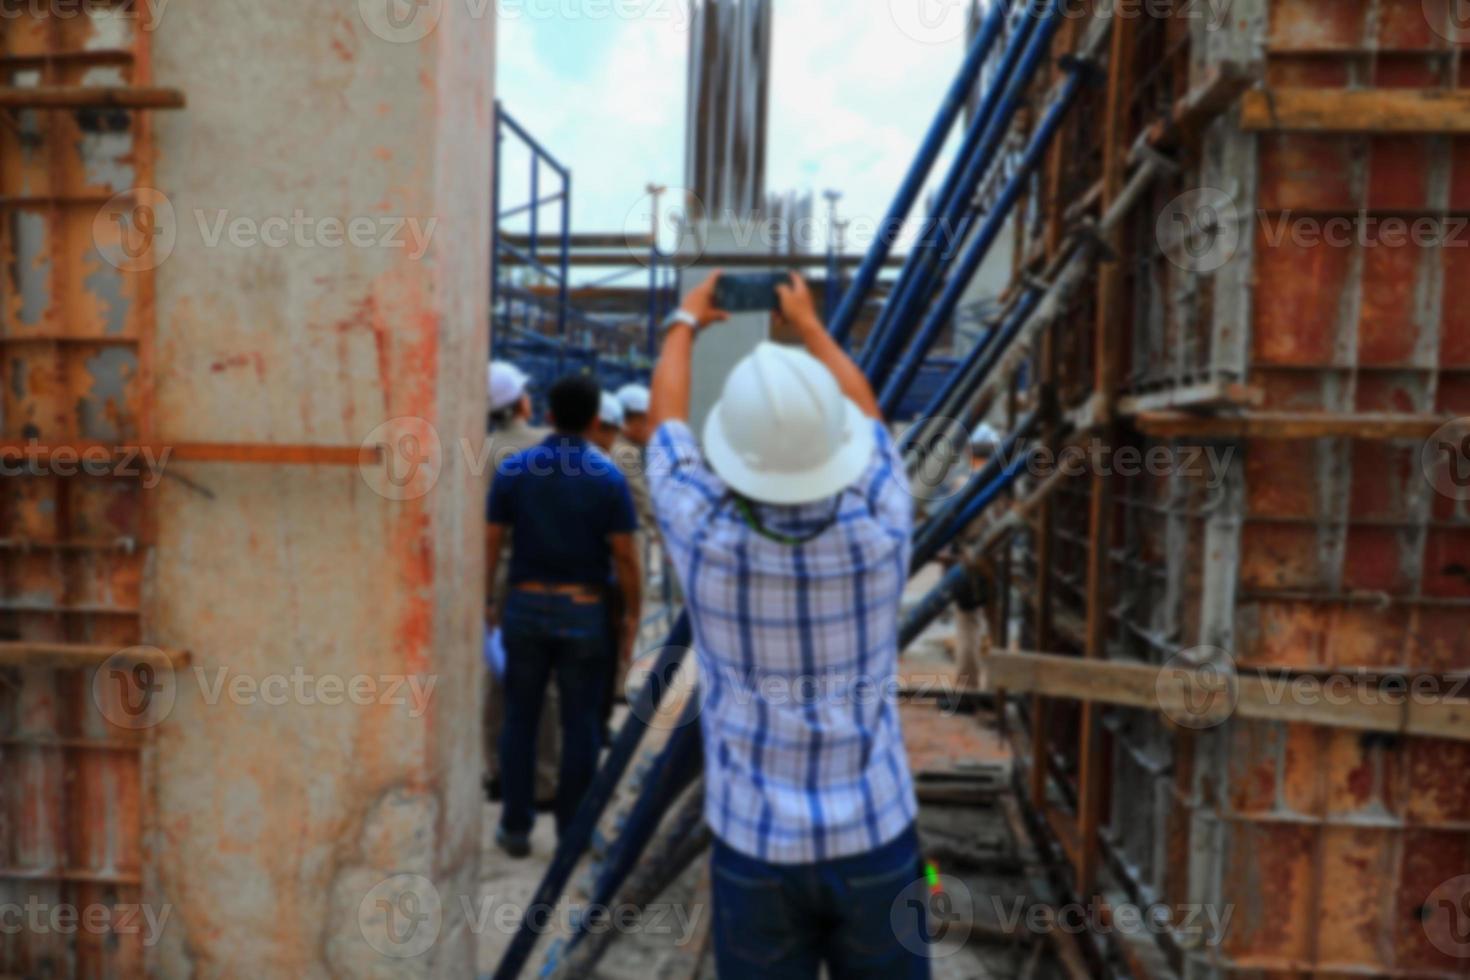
[{"x1": 487, "y1": 434, "x2": 638, "y2": 587}]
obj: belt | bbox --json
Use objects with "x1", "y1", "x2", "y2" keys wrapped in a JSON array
[{"x1": 513, "y1": 581, "x2": 603, "y2": 604}]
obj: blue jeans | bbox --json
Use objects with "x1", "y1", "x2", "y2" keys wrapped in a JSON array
[
  {"x1": 498, "y1": 591, "x2": 609, "y2": 838},
  {"x1": 710, "y1": 825, "x2": 932, "y2": 979}
]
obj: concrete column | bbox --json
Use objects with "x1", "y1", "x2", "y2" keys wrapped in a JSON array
[{"x1": 145, "y1": 2, "x2": 492, "y2": 976}]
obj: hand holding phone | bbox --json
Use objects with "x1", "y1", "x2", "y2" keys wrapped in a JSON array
[{"x1": 713, "y1": 272, "x2": 787, "y2": 313}]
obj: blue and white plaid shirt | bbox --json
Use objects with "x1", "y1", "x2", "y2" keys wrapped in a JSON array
[{"x1": 647, "y1": 419, "x2": 918, "y2": 864}]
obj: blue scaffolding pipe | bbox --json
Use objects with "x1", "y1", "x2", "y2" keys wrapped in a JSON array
[
  {"x1": 899, "y1": 287, "x2": 1042, "y2": 457},
  {"x1": 859, "y1": 0, "x2": 1044, "y2": 381},
  {"x1": 826, "y1": 0, "x2": 1007, "y2": 347},
  {"x1": 910, "y1": 408, "x2": 1040, "y2": 571},
  {"x1": 492, "y1": 620, "x2": 693, "y2": 980},
  {"x1": 557, "y1": 701, "x2": 703, "y2": 963},
  {"x1": 878, "y1": 64, "x2": 1088, "y2": 418},
  {"x1": 492, "y1": 18, "x2": 1081, "y2": 976}
]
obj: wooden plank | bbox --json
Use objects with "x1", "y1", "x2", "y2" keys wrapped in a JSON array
[
  {"x1": 977, "y1": 652, "x2": 1470, "y2": 741},
  {"x1": 1241, "y1": 88, "x2": 1470, "y2": 133},
  {"x1": 1134, "y1": 410, "x2": 1459, "y2": 439},
  {"x1": 0, "y1": 85, "x2": 184, "y2": 109},
  {"x1": 1116, "y1": 380, "x2": 1264, "y2": 415}
]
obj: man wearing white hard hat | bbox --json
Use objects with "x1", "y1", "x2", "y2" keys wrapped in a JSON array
[
  {"x1": 646, "y1": 272, "x2": 929, "y2": 976},
  {"x1": 615, "y1": 383, "x2": 652, "y2": 446},
  {"x1": 611, "y1": 383, "x2": 655, "y2": 535},
  {"x1": 590, "y1": 390, "x2": 624, "y2": 453},
  {"x1": 482, "y1": 360, "x2": 558, "y2": 811}
]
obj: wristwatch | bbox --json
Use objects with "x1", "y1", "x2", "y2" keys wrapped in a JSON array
[{"x1": 661, "y1": 309, "x2": 700, "y2": 335}]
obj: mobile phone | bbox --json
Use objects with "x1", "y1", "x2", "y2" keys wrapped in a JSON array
[{"x1": 714, "y1": 272, "x2": 787, "y2": 313}]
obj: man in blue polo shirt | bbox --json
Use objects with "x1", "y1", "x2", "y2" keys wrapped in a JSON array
[{"x1": 486, "y1": 374, "x2": 642, "y2": 857}]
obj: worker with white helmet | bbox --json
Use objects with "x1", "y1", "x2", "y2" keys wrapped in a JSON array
[
  {"x1": 591, "y1": 390, "x2": 624, "y2": 453},
  {"x1": 482, "y1": 360, "x2": 559, "y2": 811},
  {"x1": 646, "y1": 272, "x2": 929, "y2": 975},
  {"x1": 611, "y1": 382, "x2": 655, "y2": 536},
  {"x1": 615, "y1": 382, "x2": 652, "y2": 447}
]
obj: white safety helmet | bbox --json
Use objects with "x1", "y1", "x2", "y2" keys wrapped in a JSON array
[
  {"x1": 599, "y1": 391, "x2": 625, "y2": 428},
  {"x1": 616, "y1": 383, "x2": 651, "y2": 416},
  {"x1": 703, "y1": 342, "x2": 875, "y2": 506},
  {"x1": 970, "y1": 422, "x2": 1001, "y2": 451},
  {"x1": 488, "y1": 361, "x2": 530, "y2": 412}
]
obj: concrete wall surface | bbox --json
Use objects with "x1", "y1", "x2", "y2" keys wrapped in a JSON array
[{"x1": 146, "y1": 3, "x2": 493, "y2": 976}]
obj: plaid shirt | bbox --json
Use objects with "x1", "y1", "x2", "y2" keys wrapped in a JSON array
[{"x1": 647, "y1": 419, "x2": 918, "y2": 864}]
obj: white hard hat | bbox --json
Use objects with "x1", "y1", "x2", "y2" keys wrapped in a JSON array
[
  {"x1": 970, "y1": 422, "x2": 1001, "y2": 449},
  {"x1": 703, "y1": 342, "x2": 875, "y2": 506},
  {"x1": 599, "y1": 391, "x2": 625, "y2": 428},
  {"x1": 488, "y1": 361, "x2": 529, "y2": 412},
  {"x1": 616, "y1": 383, "x2": 651, "y2": 415}
]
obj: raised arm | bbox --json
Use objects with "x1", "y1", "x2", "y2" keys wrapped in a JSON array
[
  {"x1": 776, "y1": 273, "x2": 882, "y2": 420},
  {"x1": 649, "y1": 271, "x2": 728, "y2": 429}
]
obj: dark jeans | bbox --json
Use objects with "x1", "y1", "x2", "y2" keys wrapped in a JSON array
[
  {"x1": 710, "y1": 825, "x2": 932, "y2": 979},
  {"x1": 498, "y1": 590, "x2": 609, "y2": 838}
]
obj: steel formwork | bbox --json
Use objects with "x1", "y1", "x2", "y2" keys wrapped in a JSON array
[
  {"x1": 0, "y1": 8, "x2": 170, "y2": 978},
  {"x1": 1010, "y1": 1, "x2": 1470, "y2": 976}
]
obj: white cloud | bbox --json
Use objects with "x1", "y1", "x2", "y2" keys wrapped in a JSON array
[{"x1": 496, "y1": 1, "x2": 968, "y2": 263}]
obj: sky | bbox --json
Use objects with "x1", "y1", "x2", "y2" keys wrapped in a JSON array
[{"x1": 495, "y1": 0, "x2": 973, "y2": 276}]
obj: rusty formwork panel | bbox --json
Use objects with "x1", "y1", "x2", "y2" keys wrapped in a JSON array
[
  {"x1": 1009, "y1": 1, "x2": 1470, "y2": 977},
  {"x1": 0, "y1": 7, "x2": 168, "y2": 978}
]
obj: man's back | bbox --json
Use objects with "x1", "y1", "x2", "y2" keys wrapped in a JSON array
[
  {"x1": 490, "y1": 434, "x2": 636, "y2": 586},
  {"x1": 486, "y1": 418, "x2": 549, "y2": 601},
  {"x1": 648, "y1": 417, "x2": 917, "y2": 865}
]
